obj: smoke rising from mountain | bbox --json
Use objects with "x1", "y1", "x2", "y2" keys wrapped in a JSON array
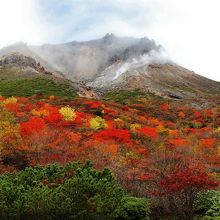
[{"x1": 113, "y1": 49, "x2": 170, "y2": 80}]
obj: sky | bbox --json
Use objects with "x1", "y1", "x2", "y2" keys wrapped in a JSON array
[{"x1": 0, "y1": 0, "x2": 220, "y2": 81}]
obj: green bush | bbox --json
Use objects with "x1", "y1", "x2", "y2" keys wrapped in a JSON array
[
  {"x1": 195, "y1": 190, "x2": 220, "y2": 218},
  {"x1": 104, "y1": 89, "x2": 162, "y2": 104},
  {"x1": 0, "y1": 77, "x2": 77, "y2": 98},
  {"x1": 0, "y1": 161, "x2": 150, "y2": 220},
  {"x1": 114, "y1": 196, "x2": 150, "y2": 220},
  {"x1": 201, "y1": 217, "x2": 220, "y2": 220}
]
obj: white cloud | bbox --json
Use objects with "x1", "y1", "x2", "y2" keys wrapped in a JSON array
[
  {"x1": 0, "y1": 0, "x2": 44, "y2": 47},
  {"x1": 146, "y1": 0, "x2": 220, "y2": 82},
  {"x1": 0, "y1": 0, "x2": 220, "y2": 81}
]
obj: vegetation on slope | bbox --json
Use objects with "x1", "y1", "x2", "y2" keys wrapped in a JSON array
[
  {"x1": 0, "y1": 161, "x2": 150, "y2": 220},
  {"x1": 0, "y1": 92, "x2": 219, "y2": 219},
  {"x1": 195, "y1": 190, "x2": 220, "y2": 218},
  {"x1": 0, "y1": 77, "x2": 77, "y2": 98},
  {"x1": 104, "y1": 89, "x2": 164, "y2": 104}
]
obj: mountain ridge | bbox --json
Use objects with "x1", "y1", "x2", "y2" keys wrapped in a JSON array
[{"x1": 0, "y1": 34, "x2": 220, "y2": 99}]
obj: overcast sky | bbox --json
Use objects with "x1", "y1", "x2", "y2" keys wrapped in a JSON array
[{"x1": 0, "y1": 0, "x2": 220, "y2": 81}]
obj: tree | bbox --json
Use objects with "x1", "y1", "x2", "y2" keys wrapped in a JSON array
[
  {"x1": 145, "y1": 151, "x2": 218, "y2": 220},
  {"x1": 0, "y1": 161, "x2": 151, "y2": 220}
]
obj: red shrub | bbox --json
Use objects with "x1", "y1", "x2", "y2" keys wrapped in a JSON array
[
  {"x1": 5, "y1": 103, "x2": 21, "y2": 113},
  {"x1": 16, "y1": 97, "x2": 28, "y2": 103},
  {"x1": 74, "y1": 112, "x2": 86, "y2": 124},
  {"x1": 137, "y1": 127, "x2": 158, "y2": 140},
  {"x1": 122, "y1": 105, "x2": 129, "y2": 111},
  {"x1": 168, "y1": 138, "x2": 188, "y2": 147},
  {"x1": 204, "y1": 109, "x2": 212, "y2": 117},
  {"x1": 19, "y1": 117, "x2": 46, "y2": 137},
  {"x1": 159, "y1": 164, "x2": 218, "y2": 194},
  {"x1": 85, "y1": 100, "x2": 102, "y2": 109},
  {"x1": 23, "y1": 103, "x2": 35, "y2": 111},
  {"x1": 94, "y1": 128, "x2": 131, "y2": 144},
  {"x1": 103, "y1": 107, "x2": 117, "y2": 116},
  {"x1": 44, "y1": 112, "x2": 62, "y2": 124},
  {"x1": 161, "y1": 103, "x2": 169, "y2": 112},
  {"x1": 201, "y1": 138, "x2": 216, "y2": 148},
  {"x1": 194, "y1": 111, "x2": 202, "y2": 119}
]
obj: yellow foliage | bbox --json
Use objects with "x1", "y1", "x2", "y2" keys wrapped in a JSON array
[
  {"x1": 0, "y1": 121, "x2": 21, "y2": 154},
  {"x1": 89, "y1": 116, "x2": 107, "y2": 130},
  {"x1": 137, "y1": 98, "x2": 148, "y2": 105},
  {"x1": 59, "y1": 106, "x2": 76, "y2": 121},
  {"x1": 217, "y1": 146, "x2": 220, "y2": 155},
  {"x1": 215, "y1": 127, "x2": 220, "y2": 133},
  {"x1": 130, "y1": 123, "x2": 141, "y2": 131},
  {"x1": 157, "y1": 142, "x2": 165, "y2": 152},
  {"x1": 125, "y1": 152, "x2": 140, "y2": 159},
  {"x1": 2, "y1": 97, "x2": 17, "y2": 105},
  {"x1": 0, "y1": 108, "x2": 20, "y2": 153},
  {"x1": 0, "y1": 108, "x2": 16, "y2": 124},
  {"x1": 157, "y1": 124, "x2": 168, "y2": 133}
]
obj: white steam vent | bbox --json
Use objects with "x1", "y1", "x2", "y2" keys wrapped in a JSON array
[{"x1": 113, "y1": 49, "x2": 170, "y2": 80}]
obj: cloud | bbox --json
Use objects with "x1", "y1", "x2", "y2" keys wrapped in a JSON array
[
  {"x1": 0, "y1": 0, "x2": 220, "y2": 81},
  {"x1": 113, "y1": 49, "x2": 171, "y2": 80},
  {"x1": 0, "y1": 0, "x2": 46, "y2": 47}
]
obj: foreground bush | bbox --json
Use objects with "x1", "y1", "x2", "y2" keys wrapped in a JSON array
[
  {"x1": 195, "y1": 190, "x2": 220, "y2": 219},
  {"x1": 0, "y1": 161, "x2": 150, "y2": 220}
]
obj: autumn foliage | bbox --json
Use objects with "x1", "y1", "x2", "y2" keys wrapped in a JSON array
[
  {"x1": 0, "y1": 93, "x2": 219, "y2": 219},
  {"x1": 20, "y1": 117, "x2": 46, "y2": 137}
]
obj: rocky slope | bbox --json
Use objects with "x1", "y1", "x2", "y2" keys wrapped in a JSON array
[
  {"x1": 90, "y1": 62, "x2": 220, "y2": 98},
  {"x1": 0, "y1": 34, "x2": 161, "y2": 80},
  {"x1": 0, "y1": 53, "x2": 99, "y2": 99},
  {"x1": 0, "y1": 34, "x2": 220, "y2": 99},
  {"x1": 0, "y1": 52, "x2": 52, "y2": 76}
]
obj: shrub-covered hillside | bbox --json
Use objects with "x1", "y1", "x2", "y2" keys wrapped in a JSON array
[
  {"x1": 0, "y1": 91, "x2": 219, "y2": 219},
  {"x1": 0, "y1": 161, "x2": 150, "y2": 220},
  {"x1": 0, "y1": 77, "x2": 77, "y2": 98}
]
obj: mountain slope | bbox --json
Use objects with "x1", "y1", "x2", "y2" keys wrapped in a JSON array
[
  {"x1": 0, "y1": 34, "x2": 161, "y2": 81},
  {"x1": 0, "y1": 53, "x2": 77, "y2": 98},
  {"x1": 0, "y1": 34, "x2": 220, "y2": 99},
  {"x1": 90, "y1": 62, "x2": 220, "y2": 98}
]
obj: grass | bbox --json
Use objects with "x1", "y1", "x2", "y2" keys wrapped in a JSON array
[
  {"x1": 104, "y1": 89, "x2": 164, "y2": 104},
  {"x1": 0, "y1": 77, "x2": 77, "y2": 98}
]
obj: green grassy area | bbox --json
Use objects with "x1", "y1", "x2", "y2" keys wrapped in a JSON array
[
  {"x1": 0, "y1": 77, "x2": 77, "y2": 98},
  {"x1": 104, "y1": 89, "x2": 164, "y2": 104}
]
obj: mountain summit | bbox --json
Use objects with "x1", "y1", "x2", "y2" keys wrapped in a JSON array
[{"x1": 0, "y1": 34, "x2": 220, "y2": 99}]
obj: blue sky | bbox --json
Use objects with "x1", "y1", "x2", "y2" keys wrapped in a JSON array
[
  {"x1": 0, "y1": 0, "x2": 220, "y2": 81},
  {"x1": 35, "y1": 0, "x2": 158, "y2": 42}
]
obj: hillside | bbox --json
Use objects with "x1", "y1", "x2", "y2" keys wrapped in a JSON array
[
  {"x1": 0, "y1": 90, "x2": 219, "y2": 219},
  {"x1": 90, "y1": 62, "x2": 220, "y2": 99},
  {"x1": 0, "y1": 36, "x2": 219, "y2": 219},
  {"x1": 0, "y1": 34, "x2": 160, "y2": 80},
  {"x1": 0, "y1": 53, "x2": 96, "y2": 99},
  {"x1": 1, "y1": 35, "x2": 220, "y2": 99}
]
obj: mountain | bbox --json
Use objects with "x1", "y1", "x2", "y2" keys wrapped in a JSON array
[
  {"x1": 0, "y1": 34, "x2": 160, "y2": 80},
  {"x1": 0, "y1": 34, "x2": 220, "y2": 99},
  {"x1": 0, "y1": 52, "x2": 99, "y2": 99},
  {"x1": 0, "y1": 36, "x2": 220, "y2": 220}
]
